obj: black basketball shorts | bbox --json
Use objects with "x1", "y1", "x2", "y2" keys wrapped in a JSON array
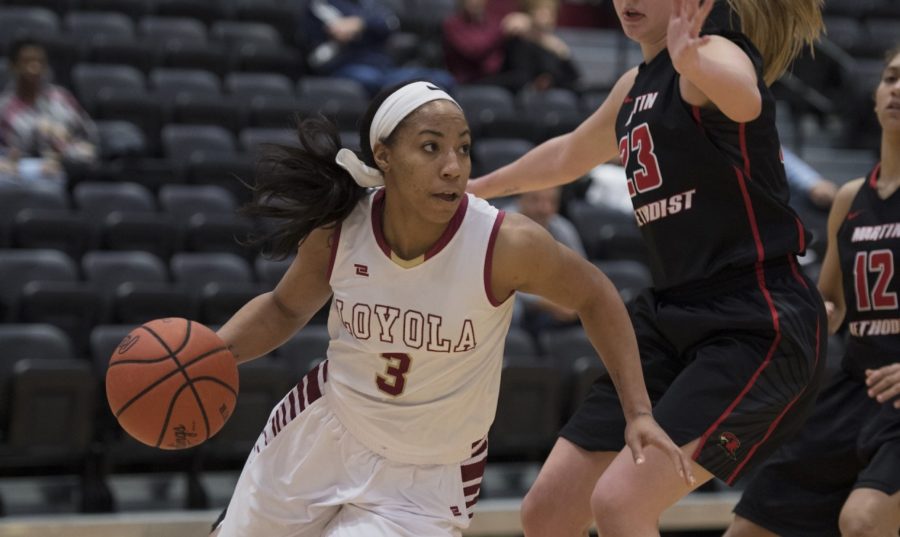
[
  {"x1": 733, "y1": 366, "x2": 900, "y2": 537},
  {"x1": 561, "y1": 257, "x2": 828, "y2": 484}
]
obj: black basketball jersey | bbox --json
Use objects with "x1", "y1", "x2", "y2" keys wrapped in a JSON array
[
  {"x1": 615, "y1": 31, "x2": 809, "y2": 290},
  {"x1": 838, "y1": 164, "x2": 900, "y2": 380}
]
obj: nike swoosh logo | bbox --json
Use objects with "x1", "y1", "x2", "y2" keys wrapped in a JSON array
[
  {"x1": 847, "y1": 210, "x2": 864, "y2": 221},
  {"x1": 426, "y1": 84, "x2": 440, "y2": 91}
]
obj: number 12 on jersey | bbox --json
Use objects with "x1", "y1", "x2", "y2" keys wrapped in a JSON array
[
  {"x1": 377, "y1": 353, "x2": 411, "y2": 396},
  {"x1": 854, "y1": 250, "x2": 898, "y2": 311},
  {"x1": 619, "y1": 123, "x2": 663, "y2": 197}
]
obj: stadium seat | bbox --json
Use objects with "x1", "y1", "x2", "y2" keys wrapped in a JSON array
[
  {"x1": 519, "y1": 88, "x2": 585, "y2": 141},
  {"x1": 0, "y1": 7, "x2": 60, "y2": 50},
  {"x1": 471, "y1": 138, "x2": 533, "y2": 177},
  {"x1": 568, "y1": 355, "x2": 605, "y2": 418},
  {"x1": 95, "y1": 119, "x2": 148, "y2": 158},
  {"x1": 99, "y1": 212, "x2": 179, "y2": 260},
  {"x1": 228, "y1": 42, "x2": 301, "y2": 80},
  {"x1": 203, "y1": 356, "x2": 292, "y2": 470},
  {"x1": 243, "y1": 95, "x2": 302, "y2": 129},
  {"x1": 452, "y1": 85, "x2": 518, "y2": 139},
  {"x1": 504, "y1": 326, "x2": 540, "y2": 361},
  {"x1": 161, "y1": 124, "x2": 237, "y2": 163},
  {"x1": 225, "y1": 71, "x2": 294, "y2": 99},
  {"x1": 0, "y1": 249, "x2": 78, "y2": 321},
  {"x1": 593, "y1": 259, "x2": 652, "y2": 305},
  {"x1": 239, "y1": 127, "x2": 296, "y2": 153},
  {"x1": 227, "y1": 0, "x2": 300, "y2": 46},
  {"x1": 78, "y1": 0, "x2": 151, "y2": 20},
  {"x1": 138, "y1": 15, "x2": 206, "y2": 45},
  {"x1": 83, "y1": 38, "x2": 155, "y2": 75},
  {"x1": 156, "y1": 41, "x2": 230, "y2": 76},
  {"x1": 0, "y1": 323, "x2": 76, "y2": 434},
  {"x1": 0, "y1": 59, "x2": 8, "y2": 90},
  {"x1": 0, "y1": 183, "x2": 69, "y2": 242},
  {"x1": 276, "y1": 324, "x2": 331, "y2": 377},
  {"x1": 64, "y1": 10, "x2": 135, "y2": 42},
  {"x1": 112, "y1": 281, "x2": 194, "y2": 324},
  {"x1": 197, "y1": 282, "x2": 261, "y2": 325},
  {"x1": 296, "y1": 77, "x2": 368, "y2": 131},
  {"x1": 71, "y1": 63, "x2": 146, "y2": 104},
  {"x1": 159, "y1": 184, "x2": 238, "y2": 223},
  {"x1": 170, "y1": 252, "x2": 253, "y2": 287},
  {"x1": 210, "y1": 20, "x2": 282, "y2": 48},
  {"x1": 10, "y1": 209, "x2": 93, "y2": 259},
  {"x1": 149, "y1": 68, "x2": 221, "y2": 99},
  {"x1": 82, "y1": 250, "x2": 168, "y2": 289},
  {"x1": 19, "y1": 281, "x2": 104, "y2": 355},
  {"x1": 254, "y1": 254, "x2": 294, "y2": 288},
  {"x1": 489, "y1": 361, "x2": 562, "y2": 461},
  {"x1": 567, "y1": 199, "x2": 647, "y2": 262},
  {"x1": 182, "y1": 213, "x2": 256, "y2": 259},
  {"x1": 73, "y1": 181, "x2": 156, "y2": 220},
  {"x1": 538, "y1": 325, "x2": 597, "y2": 373},
  {"x1": 153, "y1": 0, "x2": 224, "y2": 25}
]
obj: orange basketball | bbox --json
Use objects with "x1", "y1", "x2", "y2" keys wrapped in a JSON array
[{"x1": 106, "y1": 318, "x2": 239, "y2": 450}]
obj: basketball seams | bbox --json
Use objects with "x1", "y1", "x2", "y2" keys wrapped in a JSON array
[
  {"x1": 138, "y1": 322, "x2": 212, "y2": 443},
  {"x1": 190, "y1": 376, "x2": 239, "y2": 398},
  {"x1": 155, "y1": 381, "x2": 199, "y2": 448},
  {"x1": 112, "y1": 347, "x2": 233, "y2": 418}
]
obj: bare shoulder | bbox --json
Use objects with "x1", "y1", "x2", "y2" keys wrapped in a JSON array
[
  {"x1": 496, "y1": 211, "x2": 553, "y2": 250},
  {"x1": 829, "y1": 178, "x2": 866, "y2": 223}
]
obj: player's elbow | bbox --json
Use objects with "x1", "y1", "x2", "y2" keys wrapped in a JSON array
[{"x1": 722, "y1": 90, "x2": 762, "y2": 123}]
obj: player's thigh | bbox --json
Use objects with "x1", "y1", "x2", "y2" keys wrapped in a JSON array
[
  {"x1": 591, "y1": 438, "x2": 713, "y2": 517},
  {"x1": 840, "y1": 488, "x2": 900, "y2": 535},
  {"x1": 722, "y1": 516, "x2": 779, "y2": 537},
  {"x1": 522, "y1": 438, "x2": 616, "y2": 520}
]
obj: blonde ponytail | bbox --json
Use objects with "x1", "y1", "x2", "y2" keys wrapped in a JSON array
[{"x1": 725, "y1": 0, "x2": 824, "y2": 86}]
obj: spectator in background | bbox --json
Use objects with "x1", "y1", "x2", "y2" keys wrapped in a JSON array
[
  {"x1": 442, "y1": 0, "x2": 530, "y2": 85},
  {"x1": 302, "y1": 0, "x2": 456, "y2": 96},
  {"x1": 0, "y1": 37, "x2": 97, "y2": 185},
  {"x1": 513, "y1": 186, "x2": 586, "y2": 336},
  {"x1": 501, "y1": 0, "x2": 579, "y2": 92},
  {"x1": 783, "y1": 146, "x2": 839, "y2": 209}
]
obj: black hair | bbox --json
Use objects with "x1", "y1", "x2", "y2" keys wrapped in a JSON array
[
  {"x1": 8, "y1": 36, "x2": 46, "y2": 63},
  {"x1": 242, "y1": 79, "x2": 445, "y2": 259}
]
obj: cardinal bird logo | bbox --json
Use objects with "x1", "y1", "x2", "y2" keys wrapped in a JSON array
[{"x1": 718, "y1": 432, "x2": 741, "y2": 461}]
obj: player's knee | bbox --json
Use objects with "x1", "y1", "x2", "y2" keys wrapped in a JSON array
[
  {"x1": 590, "y1": 483, "x2": 630, "y2": 530},
  {"x1": 839, "y1": 509, "x2": 883, "y2": 537},
  {"x1": 520, "y1": 485, "x2": 555, "y2": 534}
]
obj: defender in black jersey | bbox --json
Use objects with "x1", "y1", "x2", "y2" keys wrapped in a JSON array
[
  {"x1": 467, "y1": 0, "x2": 827, "y2": 535},
  {"x1": 727, "y1": 46, "x2": 900, "y2": 537}
]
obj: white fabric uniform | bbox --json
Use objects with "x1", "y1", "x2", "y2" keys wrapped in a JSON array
[{"x1": 218, "y1": 191, "x2": 514, "y2": 537}]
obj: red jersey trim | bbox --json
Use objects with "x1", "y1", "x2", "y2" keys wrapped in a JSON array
[
  {"x1": 484, "y1": 210, "x2": 510, "y2": 307},
  {"x1": 370, "y1": 189, "x2": 469, "y2": 263},
  {"x1": 868, "y1": 163, "x2": 881, "y2": 189},
  {"x1": 326, "y1": 222, "x2": 342, "y2": 280}
]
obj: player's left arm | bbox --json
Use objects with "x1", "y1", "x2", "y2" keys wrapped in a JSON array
[
  {"x1": 668, "y1": 0, "x2": 761, "y2": 123},
  {"x1": 492, "y1": 213, "x2": 694, "y2": 483}
]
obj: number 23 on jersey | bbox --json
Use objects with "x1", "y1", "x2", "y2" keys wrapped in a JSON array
[{"x1": 619, "y1": 123, "x2": 664, "y2": 197}]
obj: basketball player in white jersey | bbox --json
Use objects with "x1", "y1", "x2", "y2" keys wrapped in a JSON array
[{"x1": 210, "y1": 80, "x2": 694, "y2": 537}]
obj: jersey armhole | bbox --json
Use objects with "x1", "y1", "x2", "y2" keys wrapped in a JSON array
[
  {"x1": 483, "y1": 210, "x2": 513, "y2": 307},
  {"x1": 326, "y1": 222, "x2": 343, "y2": 281}
]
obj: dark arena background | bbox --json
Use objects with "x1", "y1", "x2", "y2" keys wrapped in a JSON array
[{"x1": 0, "y1": 0, "x2": 893, "y2": 534}]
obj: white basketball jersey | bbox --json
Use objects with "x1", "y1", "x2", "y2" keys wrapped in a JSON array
[{"x1": 324, "y1": 190, "x2": 514, "y2": 465}]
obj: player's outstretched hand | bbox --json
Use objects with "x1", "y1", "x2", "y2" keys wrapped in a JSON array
[
  {"x1": 624, "y1": 413, "x2": 696, "y2": 486},
  {"x1": 668, "y1": 0, "x2": 715, "y2": 74},
  {"x1": 866, "y1": 364, "x2": 900, "y2": 408}
]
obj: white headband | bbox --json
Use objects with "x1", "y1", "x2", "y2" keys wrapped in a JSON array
[{"x1": 335, "y1": 81, "x2": 460, "y2": 188}]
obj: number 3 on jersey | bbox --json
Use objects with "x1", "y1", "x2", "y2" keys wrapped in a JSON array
[
  {"x1": 377, "y1": 353, "x2": 411, "y2": 396},
  {"x1": 854, "y1": 250, "x2": 898, "y2": 311},
  {"x1": 619, "y1": 123, "x2": 663, "y2": 197}
]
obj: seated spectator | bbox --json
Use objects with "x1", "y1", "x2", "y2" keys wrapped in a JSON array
[
  {"x1": 0, "y1": 37, "x2": 98, "y2": 185},
  {"x1": 442, "y1": 0, "x2": 530, "y2": 85},
  {"x1": 512, "y1": 187, "x2": 585, "y2": 335},
  {"x1": 500, "y1": 0, "x2": 580, "y2": 92},
  {"x1": 302, "y1": 0, "x2": 456, "y2": 95}
]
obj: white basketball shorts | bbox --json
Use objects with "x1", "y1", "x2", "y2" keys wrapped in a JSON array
[{"x1": 216, "y1": 361, "x2": 487, "y2": 537}]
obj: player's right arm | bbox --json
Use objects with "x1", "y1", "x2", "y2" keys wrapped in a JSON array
[
  {"x1": 817, "y1": 178, "x2": 865, "y2": 334},
  {"x1": 217, "y1": 226, "x2": 335, "y2": 365},
  {"x1": 466, "y1": 68, "x2": 637, "y2": 200}
]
